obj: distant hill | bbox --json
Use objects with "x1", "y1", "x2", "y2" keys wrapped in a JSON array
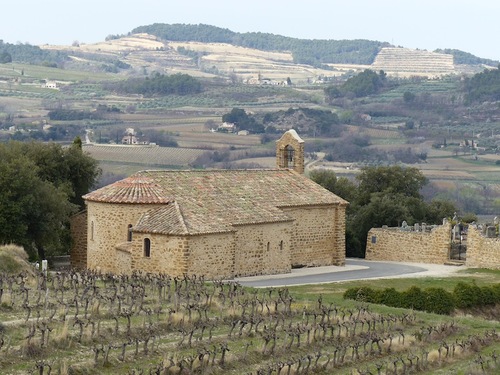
[
  {"x1": 0, "y1": 40, "x2": 68, "y2": 66},
  {"x1": 30, "y1": 24, "x2": 498, "y2": 82},
  {"x1": 131, "y1": 23, "x2": 499, "y2": 68},
  {"x1": 131, "y1": 23, "x2": 388, "y2": 66}
]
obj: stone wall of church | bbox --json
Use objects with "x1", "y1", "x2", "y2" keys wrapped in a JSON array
[
  {"x1": 466, "y1": 227, "x2": 500, "y2": 269},
  {"x1": 365, "y1": 223, "x2": 451, "y2": 264},
  {"x1": 284, "y1": 205, "x2": 345, "y2": 267},
  {"x1": 86, "y1": 201, "x2": 163, "y2": 273},
  {"x1": 128, "y1": 233, "x2": 189, "y2": 276},
  {"x1": 70, "y1": 210, "x2": 87, "y2": 270},
  {"x1": 114, "y1": 245, "x2": 132, "y2": 275},
  {"x1": 188, "y1": 232, "x2": 236, "y2": 279},
  {"x1": 233, "y1": 222, "x2": 292, "y2": 277},
  {"x1": 80, "y1": 200, "x2": 346, "y2": 277}
]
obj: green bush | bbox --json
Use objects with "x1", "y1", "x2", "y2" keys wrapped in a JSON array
[
  {"x1": 343, "y1": 287, "x2": 361, "y2": 300},
  {"x1": 343, "y1": 287, "x2": 377, "y2": 303},
  {"x1": 480, "y1": 286, "x2": 497, "y2": 306},
  {"x1": 424, "y1": 288, "x2": 455, "y2": 315},
  {"x1": 345, "y1": 282, "x2": 500, "y2": 315},
  {"x1": 401, "y1": 286, "x2": 427, "y2": 311},
  {"x1": 492, "y1": 284, "x2": 500, "y2": 302},
  {"x1": 453, "y1": 282, "x2": 483, "y2": 308},
  {"x1": 375, "y1": 288, "x2": 402, "y2": 308}
]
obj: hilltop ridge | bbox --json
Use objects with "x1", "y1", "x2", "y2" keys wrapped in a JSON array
[{"x1": 39, "y1": 31, "x2": 495, "y2": 83}]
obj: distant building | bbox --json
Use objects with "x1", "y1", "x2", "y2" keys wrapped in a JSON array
[
  {"x1": 122, "y1": 128, "x2": 140, "y2": 145},
  {"x1": 43, "y1": 81, "x2": 59, "y2": 89},
  {"x1": 217, "y1": 122, "x2": 236, "y2": 133}
]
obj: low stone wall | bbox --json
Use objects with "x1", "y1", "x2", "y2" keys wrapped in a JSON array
[
  {"x1": 365, "y1": 223, "x2": 451, "y2": 264},
  {"x1": 466, "y1": 226, "x2": 500, "y2": 269}
]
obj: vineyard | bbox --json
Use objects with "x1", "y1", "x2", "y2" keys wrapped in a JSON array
[
  {"x1": 0, "y1": 266, "x2": 499, "y2": 374},
  {"x1": 371, "y1": 48, "x2": 456, "y2": 77}
]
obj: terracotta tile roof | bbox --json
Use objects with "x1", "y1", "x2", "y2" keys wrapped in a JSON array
[
  {"x1": 86, "y1": 169, "x2": 347, "y2": 234},
  {"x1": 83, "y1": 176, "x2": 171, "y2": 204},
  {"x1": 133, "y1": 201, "x2": 235, "y2": 235}
]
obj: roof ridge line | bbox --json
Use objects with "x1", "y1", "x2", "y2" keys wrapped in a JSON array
[{"x1": 172, "y1": 201, "x2": 189, "y2": 234}]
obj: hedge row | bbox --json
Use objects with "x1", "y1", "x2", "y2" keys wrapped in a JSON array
[{"x1": 343, "y1": 282, "x2": 500, "y2": 315}]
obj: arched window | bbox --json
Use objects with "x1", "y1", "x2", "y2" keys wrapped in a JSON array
[
  {"x1": 144, "y1": 238, "x2": 151, "y2": 258},
  {"x1": 283, "y1": 145, "x2": 295, "y2": 168},
  {"x1": 127, "y1": 224, "x2": 133, "y2": 242},
  {"x1": 267, "y1": 242, "x2": 270, "y2": 252},
  {"x1": 90, "y1": 221, "x2": 94, "y2": 241}
]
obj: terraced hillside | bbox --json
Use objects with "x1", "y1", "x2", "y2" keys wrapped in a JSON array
[
  {"x1": 42, "y1": 34, "x2": 489, "y2": 81},
  {"x1": 372, "y1": 47, "x2": 456, "y2": 77}
]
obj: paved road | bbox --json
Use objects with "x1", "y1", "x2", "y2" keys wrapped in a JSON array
[{"x1": 236, "y1": 259, "x2": 428, "y2": 288}]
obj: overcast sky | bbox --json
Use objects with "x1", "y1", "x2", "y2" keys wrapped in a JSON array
[{"x1": 2, "y1": 0, "x2": 499, "y2": 61}]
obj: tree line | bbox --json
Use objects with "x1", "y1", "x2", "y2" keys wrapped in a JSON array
[
  {"x1": 435, "y1": 48, "x2": 498, "y2": 67},
  {"x1": 464, "y1": 65, "x2": 500, "y2": 103},
  {"x1": 310, "y1": 166, "x2": 457, "y2": 257},
  {"x1": 0, "y1": 40, "x2": 68, "y2": 66},
  {"x1": 107, "y1": 72, "x2": 202, "y2": 96},
  {"x1": 325, "y1": 69, "x2": 388, "y2": 100},
  {"x1": 0, "y1": 139, "x2": 100, "y2": 260}
]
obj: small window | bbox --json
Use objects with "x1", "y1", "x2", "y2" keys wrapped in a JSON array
[
  {"x1": 127, "y1": 224, "x2": 133, "y2": 242},
  {"x1": 267, "y1": 242, "x2": 270, "y2": 251},
  {"x1": 90, "y1": 221, "x2": 94, "y2": 241},
  {"x1": 279, "y1": 240, "x2": 284, "y2": 251},
  {"x1": 144, "y1": 238, "x2": 151, "y2": 257},
  {"x1": 371, "y1": 236, "x2": 377, "y2": 244}
]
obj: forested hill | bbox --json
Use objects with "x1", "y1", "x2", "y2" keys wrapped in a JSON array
[
  {"x1": 0, "y1": 40, "x2": 68, "y2": 66},
  {"x1": 131, "y1": 23, "x2": 389, "y2": 66},
  {"x1": 435, "y1": 49, "x2": 498, "y2": 66}
]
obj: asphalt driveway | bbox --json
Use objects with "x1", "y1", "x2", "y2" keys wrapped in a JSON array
[{"x1": 236, "y1": 258, "x2": 460, "y2": 288}]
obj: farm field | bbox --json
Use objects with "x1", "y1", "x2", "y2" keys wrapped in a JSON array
[
  {"x1": 83, "y1": 144, "x2": 207, "y2": 168},
  {"x1": 0, "y1": 266, "x2": 498, "y2": 375}
]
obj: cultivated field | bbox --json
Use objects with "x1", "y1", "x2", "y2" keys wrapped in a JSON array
[
  {"x1": 0, "y1": 267, "x2": 498, "y2": 374},
  {"x1": 83, "y1": 144, "x2": 207, "y2": 168}
]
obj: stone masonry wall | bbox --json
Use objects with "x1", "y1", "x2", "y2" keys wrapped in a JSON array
[
  {"x1": 86, "y1": 202, "x2": 163, "y2": 273},
  {"x1": 114, "y1": 245, "x2": 132, "y2": 275},
  {"x1": 128, "y1": 233, "x2": 188, "y2": 276},
  {"x1": 466, "y1": 226, "x2": 500, "y2": 269},
  {"x1": 365, "y1": 223, "x2": 451, "y2": 264},
  {"x1": 188, "y1": 232, "x2": 236, "y2": 279},
  {"x1": 233, "y1": 222, "x2": 291, "y2": 278},
  {"x1": 70, "y1": 210, "x2": 87, "y2": 270},
  {"x1": 284, "y1": 204, "x2": 345, "y2": 267},
  {"x1": 81, "y1": 200, "x2": 345, "y2": 277}
]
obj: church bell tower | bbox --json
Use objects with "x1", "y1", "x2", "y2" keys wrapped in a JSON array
[{"x1": 276, "y1": 129, "x2": 305, "y2": 174}]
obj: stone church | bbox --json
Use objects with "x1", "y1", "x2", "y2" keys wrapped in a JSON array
[{"x1": 71, "y1": 130, "x2": 348, "y2": 279}]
